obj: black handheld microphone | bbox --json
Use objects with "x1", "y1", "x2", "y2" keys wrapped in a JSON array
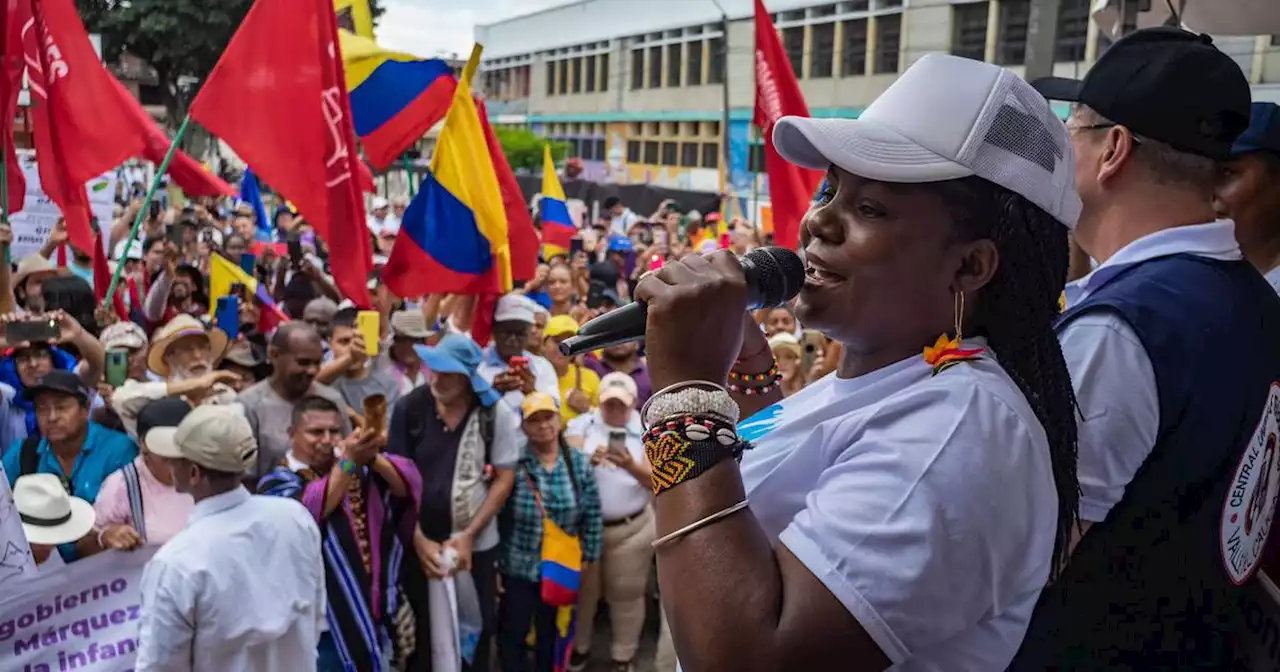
[{"x1": 559, "y1": 246, "x2": 805, "y2": 357}]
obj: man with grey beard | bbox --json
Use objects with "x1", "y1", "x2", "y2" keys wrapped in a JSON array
[{"x1": 112, "y1": 314, "x2": 238, "y2": 440}]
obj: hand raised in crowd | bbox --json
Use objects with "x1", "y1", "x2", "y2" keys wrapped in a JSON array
[
  {"x1": 339, "y1": 428, "x2": 382, "y2": 466},
  {"x1": 97, "y1": 382, "x2": 115, "y2": 409},
  {"x1": 47, "y1": 219, "x2": 69, "y2": 246},
  {"x1": 50, "y1": 310, "x2": 84, "y2": 344},
  {"x1": 194, "y1": 369, "x2": 240, "y2": 393},
  {"x1": 593, "y1": 444, "x2": 634, "y2": 469},
  {"x1": 494, "y1": 365, "x2": 535, "y2": 395},
  {"x1": 95, "y1": 305, "x2": 120, "y2": 329},
  {"x1": 0, "y1": 223, "x2": 12, "y2": 247},
  {"x1": 163, "y1": 242, "x2": 181, "y2": 276},
  {"x1": 101, "y1": 524, "x2": 143, "y2": 551}
]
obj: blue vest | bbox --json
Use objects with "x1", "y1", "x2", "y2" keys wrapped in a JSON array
[{"x1": 1013, "y1": 254, "x2": 1280, "y2": 670}]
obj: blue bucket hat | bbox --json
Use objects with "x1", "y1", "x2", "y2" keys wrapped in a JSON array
[
  {"x1": 606, "y1": 235, "x2": 634, "y2": 253},
  {"x1": 1231, "y1": 102, "x2": 1280, "y2": 157},
  {"x1": 415, "y1": 334, "x2": 501, "y2": 407}
]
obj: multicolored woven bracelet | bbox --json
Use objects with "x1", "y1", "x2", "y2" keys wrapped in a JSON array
[
  {"x1": 644, "y1": 414, "x2": 750, "y2": 495},
  {"x1": 727, "y1": 364, "x2": 780, "y2": 396}
]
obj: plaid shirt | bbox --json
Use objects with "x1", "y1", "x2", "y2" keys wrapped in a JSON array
[{"x1": 499, "y1": 445, "x2": 603, "y2": 583}]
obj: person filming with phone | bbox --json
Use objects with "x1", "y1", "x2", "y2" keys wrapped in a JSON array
[
  {"x1": 0, "y1": 309, "x2": 107, "y2": 446},
  {"x1": 563, "y1": 372, "x2": 653, "y2": 672},
  {"x1": 478, "y1": 294, "x2": 559, "y2": 412}
]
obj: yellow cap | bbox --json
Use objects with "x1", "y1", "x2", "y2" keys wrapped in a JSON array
[
  {"x1": 521, "y1": 391, "x2": 559, "y2": 417},
  {"x1": 544, "y1": 315, "x2": 580, "y2": 339}
]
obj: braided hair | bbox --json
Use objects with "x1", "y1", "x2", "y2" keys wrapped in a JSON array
[{"x1": 937, "y1": 176, "x2": 1079, "y2": 578}]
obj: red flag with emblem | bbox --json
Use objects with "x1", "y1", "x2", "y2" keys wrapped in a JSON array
[
  {"x1": 1, "y1": 0, "x2": 26, "y2": 214},
  {"x1": 19, "y1": 0, "x2": 148, "y2": 253},
  {"x1": 753, "y1": 0, "x2": 823, "y2": 249},
  {"x1": 189, "y1": 0, "x2": 372, "y2": 307}
]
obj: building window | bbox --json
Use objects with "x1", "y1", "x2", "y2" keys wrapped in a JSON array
[
  {"x1": 630, "y1": 49, "x2": 644, "y2": 89},
  {"x1": 874, "y1": 13, "x2": 901, "y2": 74},
  {"x1": 687, "y1": 40, "x2": 704, "y2": 86},
  {"x1": 585, "y1": 55, "x2": 596, "y2": 91},
  {"x1": 681, "y1": 143, "x2": 699, "y2": 167},
  {"x1": 701, "y1": 142, "x2": 719, "y2": 169},
  {"x1": 1055, "y1": 0, "x2": 1089, "y2": 62},
  {"x1": 811, "y1": 22, "x2": 835, "y2": 78},
  {"x1": 649, "y1": 47, "x2": 663, "y2": 88},
  {"x1": 667, "y1": 43, "x2": 682, "y2": 87},
  {"x1": 600, "y1": 54, "x2": 609, "y2": 92},
  {"x1": 996, "y1": 0, "x2": 1030, "y2": 66},
  {"x1": 661, "y1": 141, "x2": 679, "y2": 166},
  {"x1": 1273, "y1": 35, "x2": 1280, "y2": 46},
  {"x1": 846, "y1": 0, "x2": 869, "y2": 10},
  {"x1": 841, "y1": 19, "x2": 868, "y2": 76},
  {"x1": 571, "y1": 57, "x2": 582, "y2": 93},
  {"x1": 594, "y1": 138, "x2": 605, "y2": 160},
  {"x1": 783, "y1": 26, "x2": 805, "y2": 78},
  {"x1": 546, "y1": 61, "x2": 556, "y2": 95},
  {"x1": 627, "y1": 140, "x2": 641, "y2": 163},
  {"x1": 952, "y1": 2, "x2": 989, "y2": 61},
  {"x1": 749, "y1": 143, "x2": 765, "y2": 173},
  {"x1": 708, "y1": 37, "x2": 726, "y2": 84},
  {"x1": 643, "y1": 140, "x2": 659, "y2": 164},
  {"x1": 558, "y1": 59, "x2": 569, "y2": 94},
  {"x1": 705, "y1": 121, "x2": 720, "y2": 138}
]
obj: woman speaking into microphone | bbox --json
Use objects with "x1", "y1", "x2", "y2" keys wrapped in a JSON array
[{"x1": 635, "y1": 54, "x2": 1080, "y2": 671}]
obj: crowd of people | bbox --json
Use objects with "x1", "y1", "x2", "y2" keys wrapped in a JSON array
[{"x1": 6, "y1": 23, "x2": 1280, "y2": 672}]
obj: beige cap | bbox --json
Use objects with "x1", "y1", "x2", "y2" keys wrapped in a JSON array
[
  {"x1": 598, "y1": 372, "x2": 638, "y2": 407},
  {"x1": 390, "y1": 309, "x2": 432, "y2": 339},
  {"x1": 146, "y1": 404, "x2": 258, "y2": 475}
]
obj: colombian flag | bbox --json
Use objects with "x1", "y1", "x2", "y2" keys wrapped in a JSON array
[
  {"x1": 209, "y1": 253, "x2": 290, "y2": 332},
  {"x1": 540, "y1": 144, "x2": 575, "y2": 258},
  {"x1": 333, "y1": 0, "x2": 374, "y2": 37},
  {"x1": 383, "y1": 44, "x2": 511, "y2": 299},
  {"x1": 340, "y1": 30, "x2": 456, "y2": 170}
]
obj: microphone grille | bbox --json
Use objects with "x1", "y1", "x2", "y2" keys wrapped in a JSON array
[{"x1": 745, "y1": 247, "x2": 805, "y2": 308}]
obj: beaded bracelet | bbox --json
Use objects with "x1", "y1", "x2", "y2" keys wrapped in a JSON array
[
  {"x1": 644, "y1": 414, "x2": 750, "y2": 495},
  {"x1": 727, "y1": 364, "x2": 780, "y2": 396}
]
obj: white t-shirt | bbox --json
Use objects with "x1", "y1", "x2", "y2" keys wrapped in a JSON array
[
  {"x1": 737, "y1": 341, "x2": 1057, "y2": 671},
  {"x1": 566, "y1": 410, "x2": 650, "y2": 521}
]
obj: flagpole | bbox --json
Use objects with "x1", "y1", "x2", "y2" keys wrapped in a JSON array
[
  {"x1": 1, "y1": 136, "x2": 9, "y2": 266},
  {"x1": 105, "y1": 114, "x2": 193, "y2": 306},
  {"x1": 402, "y1": 155, "x2": 416, "y2": 197}
]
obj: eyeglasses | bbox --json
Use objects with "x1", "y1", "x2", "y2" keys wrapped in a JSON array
[{"x1": 1065, "y1": 122, "x2": 1144, "y2": 146}]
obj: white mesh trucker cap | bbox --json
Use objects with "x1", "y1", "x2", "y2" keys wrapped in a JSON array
[{"x1": 772, "y1": 53, "x2": 1081, "y2": 229}]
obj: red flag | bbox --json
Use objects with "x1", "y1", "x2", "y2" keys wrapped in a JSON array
[
  {"x1": 753, "y1": 0, "x2": 822, "y2": 249},
  {"x1": 471, "y1": 293, "x2": 498, "y2": 349},
  {"x1": 91, "y1": 230, "x2": 126, "y2": 318},
  {"x1": 190, "y1": 0, "x2": 372, "y2": 308},
  {"x1": 19, "y1": 0, "x2": 148, "y2": 254},
  {"x1": 106, "y1": 78, "x2": 234, "y2": 199},
  {"x1": 476, "y1": 95, "x2": 539, "y2": 283},
  {"x1": 1, "y1": 0, "x2": 25, "y2": 214}
]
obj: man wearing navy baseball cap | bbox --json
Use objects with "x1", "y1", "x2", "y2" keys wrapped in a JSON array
[
  {"x1": 1013, "y1": 27, "x2": 1280, "y2": 670},
  {"x1": 1219, "y1": 102, "x2": 1280, "y2": 291}
]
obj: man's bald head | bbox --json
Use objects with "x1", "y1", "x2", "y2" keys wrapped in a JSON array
[{"x1": 302, "y1": 298, "x2": 338, "y2": 339}]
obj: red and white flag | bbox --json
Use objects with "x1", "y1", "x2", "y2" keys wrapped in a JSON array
[
  {"x1": 753, "y1": 0, "x2": 823, "y2": 250},
  {"x1": 1, "y1": 0, "x2": 26, "y2": 214},
  {"x1": 190, "y1": 0, "x2": 372, "y2": 308}
]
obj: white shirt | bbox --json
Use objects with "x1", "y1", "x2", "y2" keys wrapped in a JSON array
[
  {"x1": 135, "y1": 487, "x2": 325, "y2": 672},
  {"x1": 565, "y1": 410, "x2": 650, "y2": 521},
  {"x1": 366, "y1": 214, "x2": 400, "y2": 237},
  {"x1": 1265, "y1": 266, "x2": 1280, "y2": 295},
  {"x1": 476, "y1": 347, "x2": 560, "y2": 412},
  {"x1": 1060, "y1": 220, "x2": 1241, "y2": 522},
  {"x1": 610, "y1": 209, "x2": 638, "y2": 237},
  {"x1": 737, "y1": 342, "x2": 1057, "y2": 670}
]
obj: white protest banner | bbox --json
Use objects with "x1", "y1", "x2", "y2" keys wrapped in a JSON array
[
  {"x1": 10, "y1": 151, "x2": 117, "y2": 261},
  {"x1": 0, "y1": 547, "x2": 156, "y2": 672},
  {"x1": 0, "y1": 462, "x2": 36, "y2": 585}
]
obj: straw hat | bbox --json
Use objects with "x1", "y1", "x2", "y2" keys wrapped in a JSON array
[
  {"x1": 147, "y1": 314, "x2": 229, "y2": 377},
  {"x1": 13, "y1": 255, "x2": 59, "y2": 290}
]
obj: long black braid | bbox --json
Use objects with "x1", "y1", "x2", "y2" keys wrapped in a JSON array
[{"x1": 938, "y1": 176, "x2": 1080, "y2": 579}]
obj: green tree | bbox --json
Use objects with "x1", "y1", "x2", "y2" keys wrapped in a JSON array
[
  {"x1": 76, "y1": 0, "x2": 385, "y2": 126},
  {"x1": 493, "y1": 126, "x2": 569, "y2": 173}
]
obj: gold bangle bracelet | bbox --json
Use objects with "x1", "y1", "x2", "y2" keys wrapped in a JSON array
[{"x1": 651, "y1": 499, "x2": 750, "y2": 549}]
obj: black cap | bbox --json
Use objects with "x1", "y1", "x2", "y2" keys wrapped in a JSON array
[
  {"x1": 136, "y1": 397, "x2": 193, "y2": 444},
  {"x1": 23, "y1": 370, "x2": 89, "y2": 403},
  {"x1": 1032, "y1": 27, "x2": 1250, "y2": 160}
]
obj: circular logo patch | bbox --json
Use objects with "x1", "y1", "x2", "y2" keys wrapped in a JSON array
[{"x1": 1222, "y1": 383, "x2": 1280, "y2": 585}]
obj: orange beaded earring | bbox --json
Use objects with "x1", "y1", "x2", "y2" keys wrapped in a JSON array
[{"x1": 922, "y1": 291, "x2": 987, "y2": 376}]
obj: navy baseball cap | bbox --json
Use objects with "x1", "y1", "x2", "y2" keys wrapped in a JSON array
[
  {"x1": 1032, "y1": 27, "x2": 1251, "y2": 160},
  {"x1": 1231, "y1": 103, "x2": 1280, "y2": 157}
]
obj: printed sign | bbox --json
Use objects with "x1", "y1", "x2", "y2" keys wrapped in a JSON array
[
  {"x1": 1222, "y1": 383, "x2": 1280, "y2": 585},
  {"x1": 1236, "y1": 572, "x2": 1280, "y2": 670},
  {"x1": 0, "y1": 548, "x2": 155, "y2": 672},
  {"x1": 10, "y1": 150, "x2": 116, "y2": 261}
]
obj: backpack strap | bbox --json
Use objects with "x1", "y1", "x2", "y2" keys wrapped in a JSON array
[
  {"x1": 122, "y1": 462, "x2": 147, "y2": 543},
  {"x1": 19, "y1": 434, "x2": 41, "y2": 478}
]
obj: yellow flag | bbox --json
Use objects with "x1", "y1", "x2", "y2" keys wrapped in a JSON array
[
  {"x1": 334, "y1": 0, "x2": 374, "y2": 38},
  {"x1": 209, "y1": 253, "x2": 259, "y2": 313}
]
